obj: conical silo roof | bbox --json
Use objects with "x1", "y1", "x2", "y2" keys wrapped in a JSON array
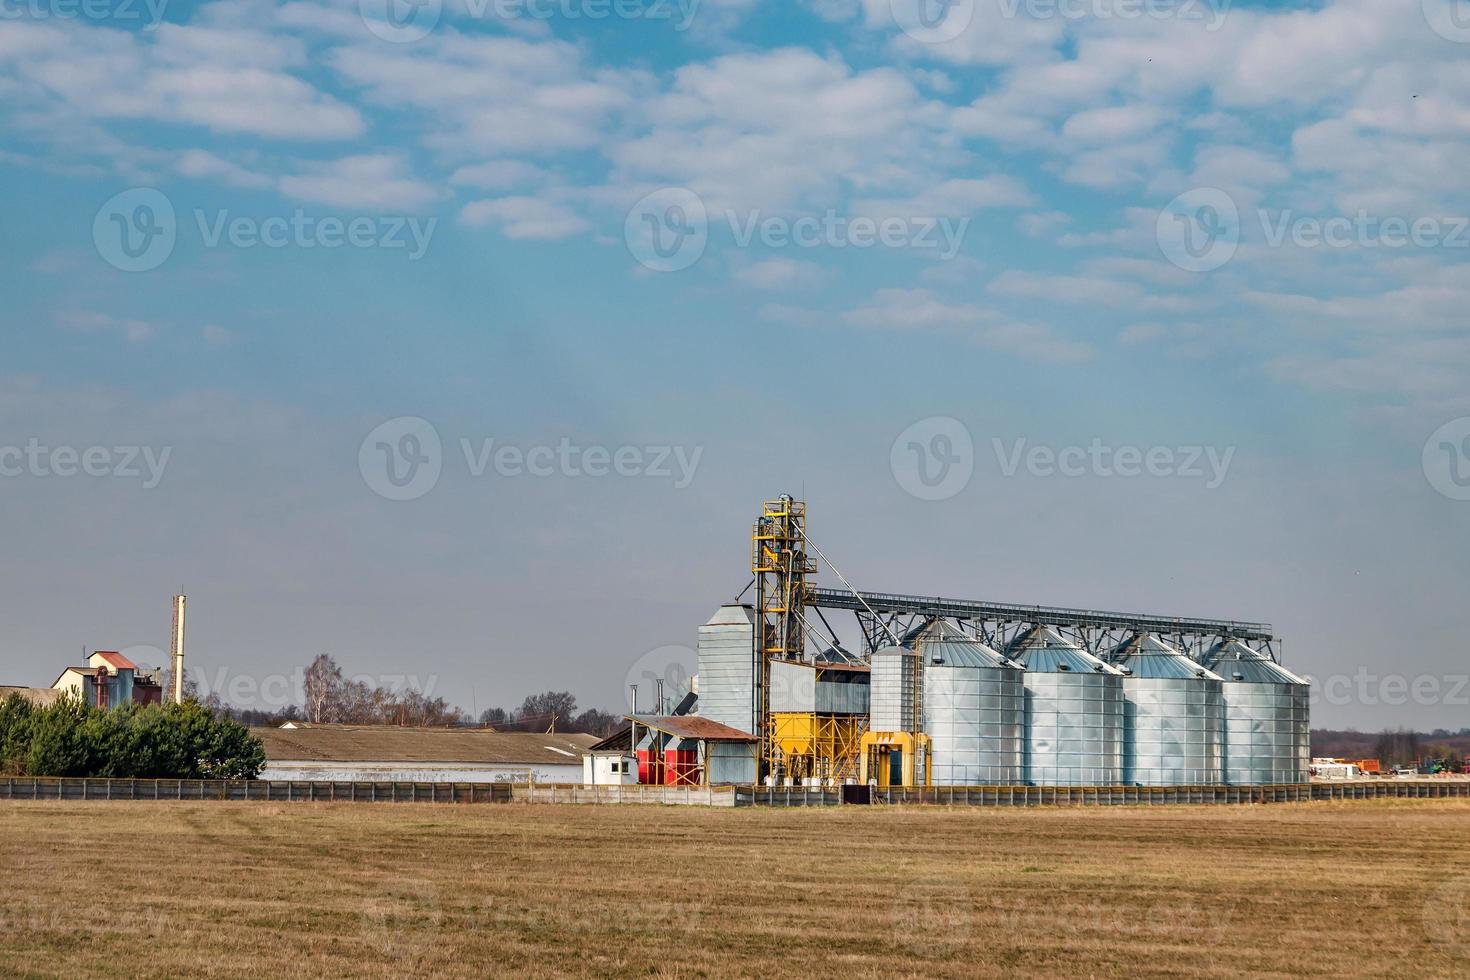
[
  {"x1": 1206, "y1": 639, "x2": 1308, "y2": 685},
  {"x1": 914, "y1": 620, "x2": 1015, "y2": 668},
  {"x1": 1112, "y1": 633, "x2": 1222, "y2": 680},
  {"x1": 703, "y1": 604, "x2": 755, "y2": 627},
  {"x1": 1009, "y1": 626, "x2": 1121, "y2": 674}
]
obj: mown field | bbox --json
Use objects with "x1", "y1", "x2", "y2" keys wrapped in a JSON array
[{"x1": 2, "y1": 800, "x2": 1468, "y2": 978}]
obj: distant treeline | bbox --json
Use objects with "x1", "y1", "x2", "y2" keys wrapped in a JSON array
[
  {"x1": 1311, "y1": 728, "x2": 1470, "y2": 768},
  {"x1": 0, "y1": 694, "x2": 264, "y2": 780},
  {"x1": 202, "y1": 655, "x2": 623, "y2": 737}
]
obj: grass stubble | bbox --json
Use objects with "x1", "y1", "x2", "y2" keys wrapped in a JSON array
[{"x1": 1, "y1": 799, "x2": 1467, "y2": 979}]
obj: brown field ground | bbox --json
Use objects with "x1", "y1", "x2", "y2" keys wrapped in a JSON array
[{"x1": 2, "y1": 800, "x2": 1469, "y2": 979}]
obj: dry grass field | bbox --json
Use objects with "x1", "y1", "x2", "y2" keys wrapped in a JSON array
[{"x1": 2, "y1": 800, "x2": 1469, "y2": 979}]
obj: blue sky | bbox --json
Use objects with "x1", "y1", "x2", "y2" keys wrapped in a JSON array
[{"x1": 1, "y1": 0, "x2": 1468, "y2": 728}]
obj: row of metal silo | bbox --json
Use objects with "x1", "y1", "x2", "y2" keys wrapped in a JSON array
[{"x1": 881, "y1": 620, "x2": 1308, "y2": 786}]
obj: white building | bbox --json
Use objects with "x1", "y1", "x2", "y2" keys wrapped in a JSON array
[{"x1": 254, "y1": 723, "x2": 598, "y2": 783}]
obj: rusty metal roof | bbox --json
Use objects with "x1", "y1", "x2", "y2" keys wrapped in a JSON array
[
  {"x1": 625, "y1": 714, "x2": 757, "y2": 742},
  {"x1": 91, "y1": 651, "x2": 137, "y2": 671},
  {"x1": 252, "y1": 725, "x2": 600, "y2": 765}
]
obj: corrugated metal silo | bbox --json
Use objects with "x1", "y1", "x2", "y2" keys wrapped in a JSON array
[
  {"x1": 868, "y1": 645, "x2": 919, "y2": 733},
  {"x1": 1206, "y1": 639, "x2": 1310, "y2": 785},
  {"x1": 917, "y1": 621, "x2": 1024, "y2": 785},
  {"x1": 696, "y1": 604, "x2": 756, "y2": 735},
  {"x1": 1010, "y1": 626, "x2": 1125, "y2": 786},
  {"x1": 1113, "y1": 633, "x2": 1224, "y2": 786}
]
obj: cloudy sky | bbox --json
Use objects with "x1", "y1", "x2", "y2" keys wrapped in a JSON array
[{"x1": 1, "y1": 0, "x2": 1468, "y2": 729}]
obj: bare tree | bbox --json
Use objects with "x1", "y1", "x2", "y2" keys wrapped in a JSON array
[{"x1": 303, "y1": 654, "x2": 343, "y2": 724}]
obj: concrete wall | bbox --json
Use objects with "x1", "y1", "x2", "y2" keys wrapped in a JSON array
[{"x1": 260, "y1": 761, "x2": 584, "y2": 783}]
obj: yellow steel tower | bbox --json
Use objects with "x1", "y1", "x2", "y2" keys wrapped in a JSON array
[{"x1": 751, "y1": 495, "x2": 815, "y2": 778}]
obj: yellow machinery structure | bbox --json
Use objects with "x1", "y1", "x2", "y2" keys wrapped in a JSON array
[
  {"x1": 859, "y1": 731, "x2": 932, "y2": 787},
  {"x1": 752, "y1": 496, "x2": 868, "y2": 784},
  {"x1": 770, "y1": 703, "x2": 866, "y2": 784}
]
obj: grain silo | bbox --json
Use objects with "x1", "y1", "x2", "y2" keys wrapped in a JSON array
[
  {"x1": 1009, "y1": 626, "x2": 1125, "y2": 786},
  {"x1": 916, "y1": 621, "x2": 1023, "y2": 785},
  {"x1": 696, "y1": 604, "x2": 757, "y2": 735},
  {"x1": 1112, "y1": 633, "x2": 1223, "y2": 786},
  {"x1": 859, "y1": 645, "x2": 929, "y2": 786},
  {"x1": 1206, "y1": 639, "x2": 1310, "y2": 785}
]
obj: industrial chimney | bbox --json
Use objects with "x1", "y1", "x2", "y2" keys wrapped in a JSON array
[{"x1": 170, "y1": 593, "x2": 186, "y2": 704}]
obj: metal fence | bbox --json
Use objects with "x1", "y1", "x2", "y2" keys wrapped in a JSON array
[
  {"x1": 3, "y1": 776, "x2": 1466, "y2": 807},
  {"x1": 0, "y1": 777, "x2": 511, "y2": 803}
]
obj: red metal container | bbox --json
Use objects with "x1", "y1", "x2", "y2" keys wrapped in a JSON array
[
  {"x1": 663, "y1": 748, "x2": 699, "y2": 786},
  {"x1": 637, "y1": 748, "x2": 664, "y2": 785}
]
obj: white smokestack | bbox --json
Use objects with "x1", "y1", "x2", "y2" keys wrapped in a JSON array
[{"x1": 171, "y1": 593, "x2": 186, "y2": 704}]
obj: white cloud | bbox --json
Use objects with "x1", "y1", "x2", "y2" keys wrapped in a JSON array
[
  {"x1": 459, "y1": 195, "x2": 591, "y2": 239},
  {"x1": 733, "y1": 258, "x2": 827, "y2": 290},
  {"x1": 279, "y1": 155, "x2": 443, "y2": 211},
  {"x1": 176, "y1": 149, "x2": 271, "y2": 189},
  {"x1": 989, "y1": 270, "x2": 1196, "y2": 314},
  {"x1": 57, "y1": 311, "x2": 156, "y2": 343}
]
